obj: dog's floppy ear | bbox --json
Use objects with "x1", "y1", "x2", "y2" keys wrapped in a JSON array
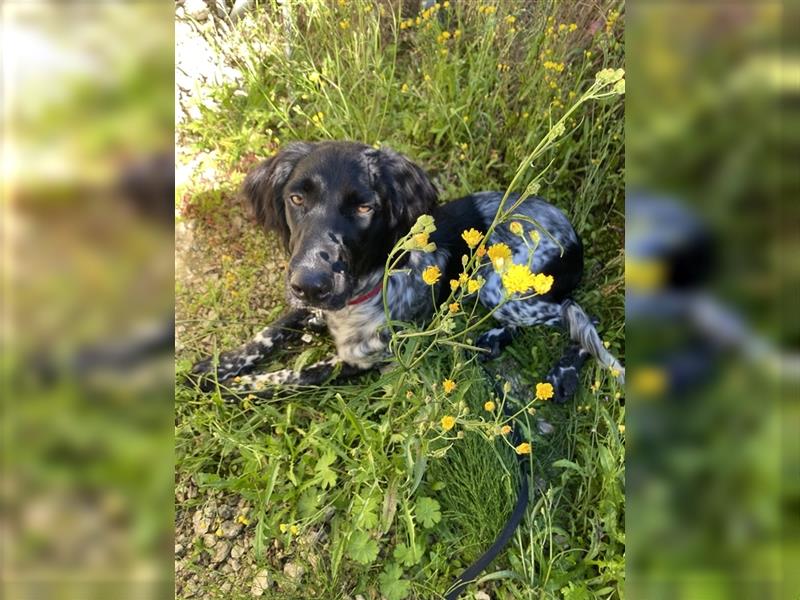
[
  {"x1": 364, "y1": 146, "x2": 438, "y2": 234},
  {"x1": 242, "y1": 142, "x2": 315, "y2": 249}
]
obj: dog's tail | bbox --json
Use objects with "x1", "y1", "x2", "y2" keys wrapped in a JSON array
[{"x1": 562, "y1": 299, "x2": 625, "y2": 384}]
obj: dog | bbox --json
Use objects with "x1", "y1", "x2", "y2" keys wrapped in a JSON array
[{"x1": 190, "y1": 141, "x2": 624, "y2": 400}]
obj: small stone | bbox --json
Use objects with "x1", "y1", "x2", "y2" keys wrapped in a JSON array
[
  {"x1": 220, "y1": 520, "x2": 244, "y2": 539},
  {"x1": 193, "y1": 511, "x2": 211, "y2": 536},
  {"x1": 183, "y1": 0, "x2": 209, "y2": 20},
  {"x1": 250, "y1": 569, "x2": 272, "y2": 596},
  {"x1": 536, "y1": 419, "x2": 555, "y2": 435},
  {"x1": 283, "y1": 561, "x2": 305, "y2": 581},
  {"x1": 203, "y1": 533, "x2": 217, "y2": 548},
  {"x1": 231, "y1": 541, "x2": 246, "y2": 559},
  {"x1": 212, "y1": 541, "x2": 231, "y2": 564},
  {"x1": 175, "y1": 543, "x2": 185, "y2": 557},
  {"x1": 475, "y1": 592, "x2": 491, "y2": 600}
]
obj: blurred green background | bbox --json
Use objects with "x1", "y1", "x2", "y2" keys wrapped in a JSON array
[
  {"x1": 2, "y1": 2, "x2": 174, "y2": 599},
  {"x1": 626, "y1": 2, "x2": 798, "y2": 598}
]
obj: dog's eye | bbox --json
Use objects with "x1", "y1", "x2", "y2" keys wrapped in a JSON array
[
  {"x1": 356, "y1": 205, "x2": 373, "y2": 214},
  {"x1": 288, "y1": 194, "x2": 304, "y2": 206}
]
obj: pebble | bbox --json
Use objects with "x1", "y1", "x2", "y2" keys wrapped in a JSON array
[
  {"x1": 537, "y1": 419, "x2": 555, "y2": 435},
  {"x1": 250, "y1": 569, "x2": 272, "y2": 596},
  {"x1": 193, "y1": 511, "x2": 210, "y2": 537},
  {"x1": 220, "y1": 520, "x2": 244, "y2": 539},
  {"x1": 212, "y1": 541, "x2": 232, "y2": 564}
]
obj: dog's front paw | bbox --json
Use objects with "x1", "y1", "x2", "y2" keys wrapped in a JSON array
[
  {"x1": 546, "y1": 364, "x2": 580, "y2": 404},
  {"x1": 187, "y1": 352, "x2": 247, "y2": 391},
  {"x1": 475, "y1": 327, "x2": 515, "y2": 361}
]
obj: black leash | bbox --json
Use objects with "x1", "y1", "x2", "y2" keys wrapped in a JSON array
[{"x1": 443, "y1": 364, "x2": 531, "y2": 599}]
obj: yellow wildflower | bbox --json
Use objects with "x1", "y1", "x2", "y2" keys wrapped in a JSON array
[
  {"x1": 585, "y1": 50, "x2": 593, "y2": 58},
  {"x1": 236, "y1": 515, "x2": 250, "y2": 526},
  {"x1": 449, "y1": 302, "x2": 459, "y2": 314},
  {"x1": 531, "y1": 272, "x2": 554, "y2": 295},
  {"x1": 484, "y1": 400, "x2": 496, "y2": 412},
  {"x1": 422, "y1": 265, "x2": 441, "y2": 285},
  {"x1": 515, "y1": 442, "x2": 532, "y2": 455},
  {"x1": 467, "y1": 279, "x2": 482, "y2": 294},
  {"x1": 487, "y1": 243, "x2": 512, "y2": 271},
  {"x1": 339, "y1": 19, "x2": 350, "y2": 30},
  {"x1": 476, "y1": 245, "x2": 487, "y2": 257},
  {"x1": 443, "y1": 0, "x2": 450, "y2": 7},
  {"x1": 290, "y1": 525, "x2": 299, "y2": 535},
  {"x1": 450, "y1": 279, "x2": 459, "y2": 291},
  {"x1": 279, "y1": 523, "x2": 289, "y2": 533},
  {"x1": 535, "y1": 382, "x2": 555, "y2": 401},
  {"x1": 424, "y1": 73, "x2": 431, "y2": 82},
  {"x1": 413, "y1": 232, "x2": 429, "y2": 247},
  {"x1": 569, "y1": 23, "x2": 578, "y2": 32},
  {"x1": 618, "y1": 424, "x2": 626, "y2": 433},
  {"x1": 441, "y1": 415, "x2": 456, "y2": 431},
  {"x1": 441, "y1": 30, "x2": 451, "y2": 40},
  {"x1": 461, "y1": 228, "x2": 483, "y2": 248},
  {"x1": 401, "y1": 83, "x2": 409, "y2": 93},
  {"x1": 443, "y1": 379, "x2": 457, "y2": 394},
  {"x1": 610, "y1": 367, "x2": 621, "y2": 378},
  {"x1": 509, "y1": 221, "x2": 524, "y2": 236},
  {"x1": 505, "y1": 15, "x2": 516, "y2": 24},
  {"x1": 502, "y1": 263, "x2": 536, "y2": 294},
  {"x1": 500, "y1": 425, "x2": 512, "y2": 435},
  {"x1": 459, "y1": 272, "x2": 469, "y2": 284},
  {"x1": 454, "y1": 29, "x2": 462, "y2": 38}
]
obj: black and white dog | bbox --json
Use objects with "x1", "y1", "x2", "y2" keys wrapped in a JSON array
[{"x1": 191, "y1": 141, "x2": 623, "y2": 400}]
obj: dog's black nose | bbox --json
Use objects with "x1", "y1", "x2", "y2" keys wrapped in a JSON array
[{"x1": 290, "y1": 270, "x2": 333, "y2": 303}]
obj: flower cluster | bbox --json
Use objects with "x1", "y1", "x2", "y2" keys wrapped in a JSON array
[
  {"x1": 404, "y1": 214, "x2": 437, "y2": 252},
  {"x1": 422, "y1": 265, "x2": 442, "y2": 285},
  {"x1": 501, "y1": 265, "x2": 554, "y2": 296},
  {"x1": 543, "y1": 60, "x2": 565, "y2": 73},
  {"x1": 535, "y1": 381, "x2": 554, "y2": 401}
]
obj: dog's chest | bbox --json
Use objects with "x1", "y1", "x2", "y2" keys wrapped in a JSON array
[{"x1": 325, "y1": 300, "x2": 388, "y2": 369}]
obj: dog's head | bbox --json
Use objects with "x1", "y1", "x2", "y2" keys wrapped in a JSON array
[{"x1": 243, "y1": 141, "x2": 438, "y2": 310}]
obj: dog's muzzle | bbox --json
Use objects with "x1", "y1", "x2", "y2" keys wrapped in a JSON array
[{"x1": 289, "y1": 268, "x2": 333, "y2": 304}]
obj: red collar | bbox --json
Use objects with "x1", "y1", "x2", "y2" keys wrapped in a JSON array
[{"x1": 347, "y1": 282, "x2": 383, "y2": 306}]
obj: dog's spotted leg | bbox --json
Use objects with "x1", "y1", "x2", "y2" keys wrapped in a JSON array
[
  {"x1": 476, "y1": 326, "x2": 518, "y2": 361},
  {"x1": 225, "y1": 358, "x2": 369, "y2": 400},
  {"x1": 545, "y1": 343, "x2": 591, "y2": 404},
  {"x1": 190, "y1": 308, "x2": 323, "y2": 389}
]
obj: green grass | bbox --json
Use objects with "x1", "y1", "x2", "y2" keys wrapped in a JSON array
[{"x1": 176, "y1": 1, "x2": 625, "y2": 598}]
